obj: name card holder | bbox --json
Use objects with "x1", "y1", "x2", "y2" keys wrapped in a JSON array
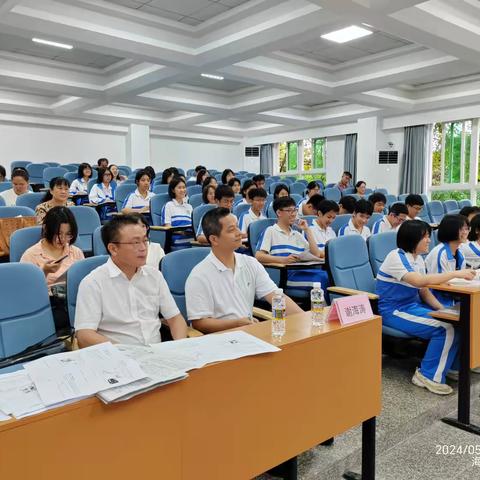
[{"x1": 326, "y1": 294, "x2": 373, "y2": 325}]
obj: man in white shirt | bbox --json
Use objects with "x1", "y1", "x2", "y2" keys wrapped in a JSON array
[
  {"x1": 75, "y1": 215, "x2": 187, "y2": 347},
  {"x1": 185, "y1": 208, "x2": 302, "y2": 333},
  {"x1": 337, "y1": 198, "x2": 373, "y2": 240},
  {"x1": 0, "y1": 168, "x2": 30, "y2": 206},
  {"x1": 371, "y1": 203, "x2": 409, "y2": 234}
]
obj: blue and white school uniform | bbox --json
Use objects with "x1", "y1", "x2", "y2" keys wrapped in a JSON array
[
  {"x1": 371, "y1": 215, "x2": 394, "y2": 235},
  {"x1": 376, "y1": 249, "x2": 459, "y2": 383},
  {"x1": 122, "y1": 189, "x2": 155, "y2": 210},
  {"x1": 257, "y1": 224, "x2": 329, "y2": 292},
  {"x1": 161, "y1": 198, "x2": 193, "y2": 249},
  {"x1": 238, "y1": 208, "x2": 266, "y2": 234},
  {"x1": 425, "y1": 243, "x2": 465, "y2": 306},
  {"x1": 70, "y1": 178, "x2": 89, "y2": 205},
  {"x1": 338, "y1": 218, "x2": 371, "y2": 240},
  {"x1": 460, "y1": 241, "x2": 480, "y2": 268},
  {"x1": 89, "y1": 182, "x2": 117, "y2": 220},
  {"x1": 310, "y1": 221, "x2": 336, "y2": 251}
]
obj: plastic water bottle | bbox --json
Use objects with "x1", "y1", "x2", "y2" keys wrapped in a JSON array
[
  {"x1": 271, "y1": 288, "x2": 286, "y2": 337},
  {"x1": 311, "y1": 283, "x2": 327, "y2": 327}
]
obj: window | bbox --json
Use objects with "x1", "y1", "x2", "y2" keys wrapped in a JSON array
[
  {"x1": 276, "y1": 137, "x2": 327, "y2": 179},
  {"x1": 429, "y1": 119, "x2": 477, "y2": 202}
]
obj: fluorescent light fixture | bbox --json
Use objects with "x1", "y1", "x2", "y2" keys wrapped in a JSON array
[
  {"x1": 201, "y1": 73, "x2": 224, "y2": 80},
  {"x1": 321, "y1": 25, "x2": 372, "y2": 44},
  {"x1": 32, "y1": 38, "x2": 73, "y2": 50}
]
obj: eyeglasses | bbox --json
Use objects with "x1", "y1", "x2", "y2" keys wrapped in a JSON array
[
  {"x1": 111, "y1": 239, "x2": 149, "y2": 249},
  {"x1": 280, "y1": 208, "x2": 298, "y2": 214}
]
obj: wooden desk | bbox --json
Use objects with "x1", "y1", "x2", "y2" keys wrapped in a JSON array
[
  {"x1": 427, "y1": 283, "x2": 480, "y2": 436},
  {"x1": 0, "y1": 313, "x2": 381, "y2": 480}
]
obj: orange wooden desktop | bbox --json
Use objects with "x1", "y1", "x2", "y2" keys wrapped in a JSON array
[{"x1": 0, "y1": 312, "x2": 382, "y2": 480}]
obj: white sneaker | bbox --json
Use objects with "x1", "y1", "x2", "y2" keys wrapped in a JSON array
[{"x1": 412, "y1": 368, "x2": 453, "y2": 395}]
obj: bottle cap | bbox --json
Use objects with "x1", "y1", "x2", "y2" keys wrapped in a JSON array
[{"x1": 313, "y1": 282, "x2": 321, "y2": 289}]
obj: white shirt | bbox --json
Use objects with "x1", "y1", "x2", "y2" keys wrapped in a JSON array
[
  {"x1": 337, "y1": 218, "x2": 371, "y2": 240},
  {"x1": 257, "y1": 223, "x2": 309, "y2": 257},
  {"x1": 70, "y1": 178, "x2": 89, "y2": 195},
  {"x1": 425, "y1": 243, "x2": 466, "y2": 274},
  {"x1": 310, "y1": 221, "x2": 336, "y2": 250},
  {"x1": 238, "y1": 207, "x2": 266, "y2": 233},
  {"x1": 185, "y1": 252, "x2": 276, "y2": 321},
  {"x1": 89, "y1": 183, "x2": 114, "y2": 204},
  {"x1": 0, "y1": 188, "x2": 19, "y2": 206},
  {"x1": 122, "y1": 188, "x2": 155, "y2": 210},
  {"x1": 460, "y1": 241, "x2": 480, "y2": 268},
  {"x1": 75, "y1": 258, "x2": 180, "y2": 345},
  {"x1": 371, "y1": 215, "x2": 394, "y2": 235},
  {"x1": 161, "y1": 198, "x2": 192, "y2": 226}
]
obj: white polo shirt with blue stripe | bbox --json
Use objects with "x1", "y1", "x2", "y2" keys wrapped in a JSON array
[
  {"x1": 310, "y1": 222, "x2": 336, "y2": 250},
  {"x1": 70, "y1": 178, "x2": 88, "y2": 195},
  {"x1": 161, "y1": 199, "x2": 193, "y2": 227},
  {"x1": 337, "y1": 218, "x2": 371, "y2": 240},
  {"x1": 238, "y1": 208, "x2": 266, "y2": 234},
  {"x1": 425, "y1": 242, "x2": 466, "y2": 274},
  {"x1": 460, "y1": 241, "x2": 480, "y2": 268},
  {"x1": 371, "y1": 215, "x2": 394, "y2": 235},
  {"x1": 122, "y1": 189, "x2": 155, "y2": 210}
]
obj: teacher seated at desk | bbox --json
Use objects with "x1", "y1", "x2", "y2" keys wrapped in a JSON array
[
  {"x1": 75, "y1": 214, "x2": 187, "y2": 348},
  {"x1": 185, "y1": 208, "x2": 302, "y2": 333}
]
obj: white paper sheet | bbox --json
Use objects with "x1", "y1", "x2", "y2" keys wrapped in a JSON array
[
  {"x1": 0, "y1": 409, "x2": 11, "y2": 422},
  {"x1": 24, "y1": 343, "x2": 146, "y2": 406}
]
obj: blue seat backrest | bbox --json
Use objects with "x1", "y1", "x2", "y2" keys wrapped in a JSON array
[
  {"x1": 0, "y1": 196, "x2": 4, "y2": 207},
  {"x1": 459, "y1": 199, "x2": 472, "y2": 209},
  {"x1": 64, "y1": 172, "x2": 78, "y2": 183},
  {"x1": 398, "y1": 193, "x2": 408, "y2": 202},
  {"x1": 62, "y1": 165, "x2": 78, "y2": 172},
  {"x1": 189, "y1": 193, "x2": 203, "y2": 209},
  {"x1": 367, "y1": 212, "x2": 383, "y2": 231},
  {"x1": 429, "y1": 229, "x2": 439, "y2": 251},
  {"x1": 43, "y1": 167, "x2": 68, "y2": 185},
  {"x1": 93, "y1": 226, "x2": 108, "y2": 256},
  {"x1": 15, "y1": 192, "x2": 44, "y2": 211},
  {"x1": 330, "y1": 214, "x2": 351, "y2": 234},
  {"x1": 296, "y1": 179, "x2": 308, "y2": 187},
  {"x1": 367, "y1": 231, "x2": 397, "y2": 276},
  {"x1": 187, "y1": 185, "x2": 202, "y2": 197},
  {"x1": 153, "y1": 184, "x2": 169, "y2": 195},
  {"x1": 115, "y1": 183, "x2": 137, "y2": 211},
  {"x1": 0, "y1": 263, "x2": 56, "y2": 358},
  {"x1": 66, "y1": 255, "x2": 109, "y2": 326},
  {"x1": 186, "y1": 180, "x2": 196, "y2": 187},
  {"x1": 0, "y1": 206, "x2": 35, "y2": 218},
  {"x1": 69, "y1": 206, "x2": 101, "y2": 253},
  {"x1": 0, "y1": 182, "x2": 12, "y2": 193},
  {"x1": 9, "y1": 226, "x2": 42, "y2": 262},
  {"x1": 87, "y1": 178, "x2": 97, "y2": 193},
  {"x1": 192, "y1": 204, "x2": 216, "y2": 236},
  {"x1": 427, "y1": 200, "x2": 445, "y2": 223},
  {"x1": 385, "y1": 194, "x2": 397, "y2": 206},
  {"x1": 269, "y1": 182, "x2": 282, "y2": 194},
  {"x1": 342, "y1": 187, "x2": 355, "y2": 195},
  {"x1": 324, "y1": 187, "x2": 341, "y2": 202},
  {"x1": 326, "y1": 236, "x2": 375, "y2": 294},
  {"x1": 290, "y1": 193, "x2": 303, "y2": 205},
  {"x1": 444, "y1": 200, "x2": 458, "y2": 213},
  {"x1": 161, "y1": 248, "x2": 212, "y2": 320},
  {"x1": 282, "y1": 177, "x2": 295, "y2": 185},
  {"x1": 118, "y1": 165, "x2": 132, "y2": 176},
  {"x1": 248, "y1": 218, "x2": 276, "y2": 256},
  {"x1": 233, "y1": 203, "x2": 250, "y2": 218},
  {"x1": 10, "y1": 161, "x2": 31, "y2": 173},
  {"x1": 417, "y1": 206, "x2": 431, "y2": 223},
  {"x1": 290, "y1": 183, "x2": 305, "y2": 195},
  {"x1": 267, "y1": 203, "x2": 276, "y2": 218},
  {"x1": 375, "y1": 188, "x2": 388, "y2": 195},
  {"x1": 44, "y1": 162, "x2": 60, "y2": 167},
  {"x1": 150, "y1": 193, "x2": 172, "y2": 226},
  {"x1": 26, "y1": 163, "x2": 48, "y2": 183}
]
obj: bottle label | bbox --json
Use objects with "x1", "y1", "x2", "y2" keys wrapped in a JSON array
[{"x1": 272, "y1": 308, "x2": 285, "y2": 319}]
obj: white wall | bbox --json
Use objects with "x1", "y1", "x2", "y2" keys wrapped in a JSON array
[
  {"x1": 325, "y1": 136, "x2": 346, "y2": 184},
  {"x1": 0, "y1": 124, "x2": 126, "y2": 174},
  {"x1": 150, "y1": 137, "x2": 244, "y2": 173}
]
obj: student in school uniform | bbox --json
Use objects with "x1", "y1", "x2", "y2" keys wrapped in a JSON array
[
  {"x1": 460, "y1": 214, "x2": 480, "y2": 268},
  {"x1": 196, "y1": 169, "x2": 209, "y2": 185},
  {"x1": 110, "y1": 164, "x2": 126, "y2": 185},
  {"x1": 354, "y1": 180, "x2": 367, "y2": 197},
  {"x1": 121, "y1": 169, "x2": 155, "y2": 216},
  {"x1": 238, "y1": 187, "x2": 267, "y2": 236},
  {"x1": 221, "y1": 169, "x2": 235, "y2": 185},
  {"x1": 185, "y1": 208, "x2": 303, "y2": 333},
  {"x1": 235, "y1": 179, "x2": 255, "y2": 206},
  {"x1": 88, "y1": 167, "x2": 116, "y2": 221},
  {"x1": 337, "y1": 198, "x2": 373, "y2": 240},
  {"x1": 273, "y1": 183, "x2": 290, "y2": 199},
  {"x1": 255, "y1": 196, "x2": 329, "y2": 293},
  {"x1": 0, "y1": 168, "x2": 30, "y2": 206},
  {"x1": 405, "y1": 194, "x2": 425, "y2": 220},
  {"x1": 75, "y1": 215, "x2": 187, "y2": 347},
  {"x1": 161, "y1": 177, "x2": 193, "y2": 249},
  {"x1": 376, "y1": 220, "x2": 475, "y2": 395},
  {"x1": 297, "y1": 193, "x2": 324, "y2": 218},
  {"x1": 227, "y1": 177, "x2": 241, "y2": 195},
  {"x1": 188, "y1": 165, "x2": 206, "y2": 182},
  {"x1": 338, "y1": 195, "x2": 356, "y2": 215},
  {"x1": 310, "y1": 200, "x2": 339, "y2": 258},
  {"x1": 368, "y1": 192, "x2": 387, "y2": 214},
  {"x1": 202, "y1": 184, "x2": 217, "y2": 205},
  {"x1": 305, "y1": 181, "x2": 321, "y2": 199},
  {"x1": 425, "y1": 214, "x2": 470, "y2": 306},
  {"x1": 252, "y1": 174, "x2": 266, "y2": 190},
  {"x1": 197, "y1": 185, "x2": 236, "y2": 244},
  {"x1": 459, "y1": 206, "x2": 480, "y2": 223},
  {"x1": 69, "y1": 163, "x2": 92, "y2": 205},
  {"x1": 371, "y1": 202, "x2": 409, "y2": 234},
  {"x1": 336, "y1": 171, "x2": 352, "y2": 193}
]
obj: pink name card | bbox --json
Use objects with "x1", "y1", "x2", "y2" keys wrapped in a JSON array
[{"x1": 327, "y1": 294, "x2": 373, "y2": 325}]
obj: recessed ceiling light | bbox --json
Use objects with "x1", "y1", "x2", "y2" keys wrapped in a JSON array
[
  {"x1": 201, "y1": 73, "x2": 224, "y2": 80},
  {"x1": 321, "y1": 25, "x2": 372, "y2": 44},
  {"x1": 32, "y1": 38, "x2": 73, "y2": 50}
]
